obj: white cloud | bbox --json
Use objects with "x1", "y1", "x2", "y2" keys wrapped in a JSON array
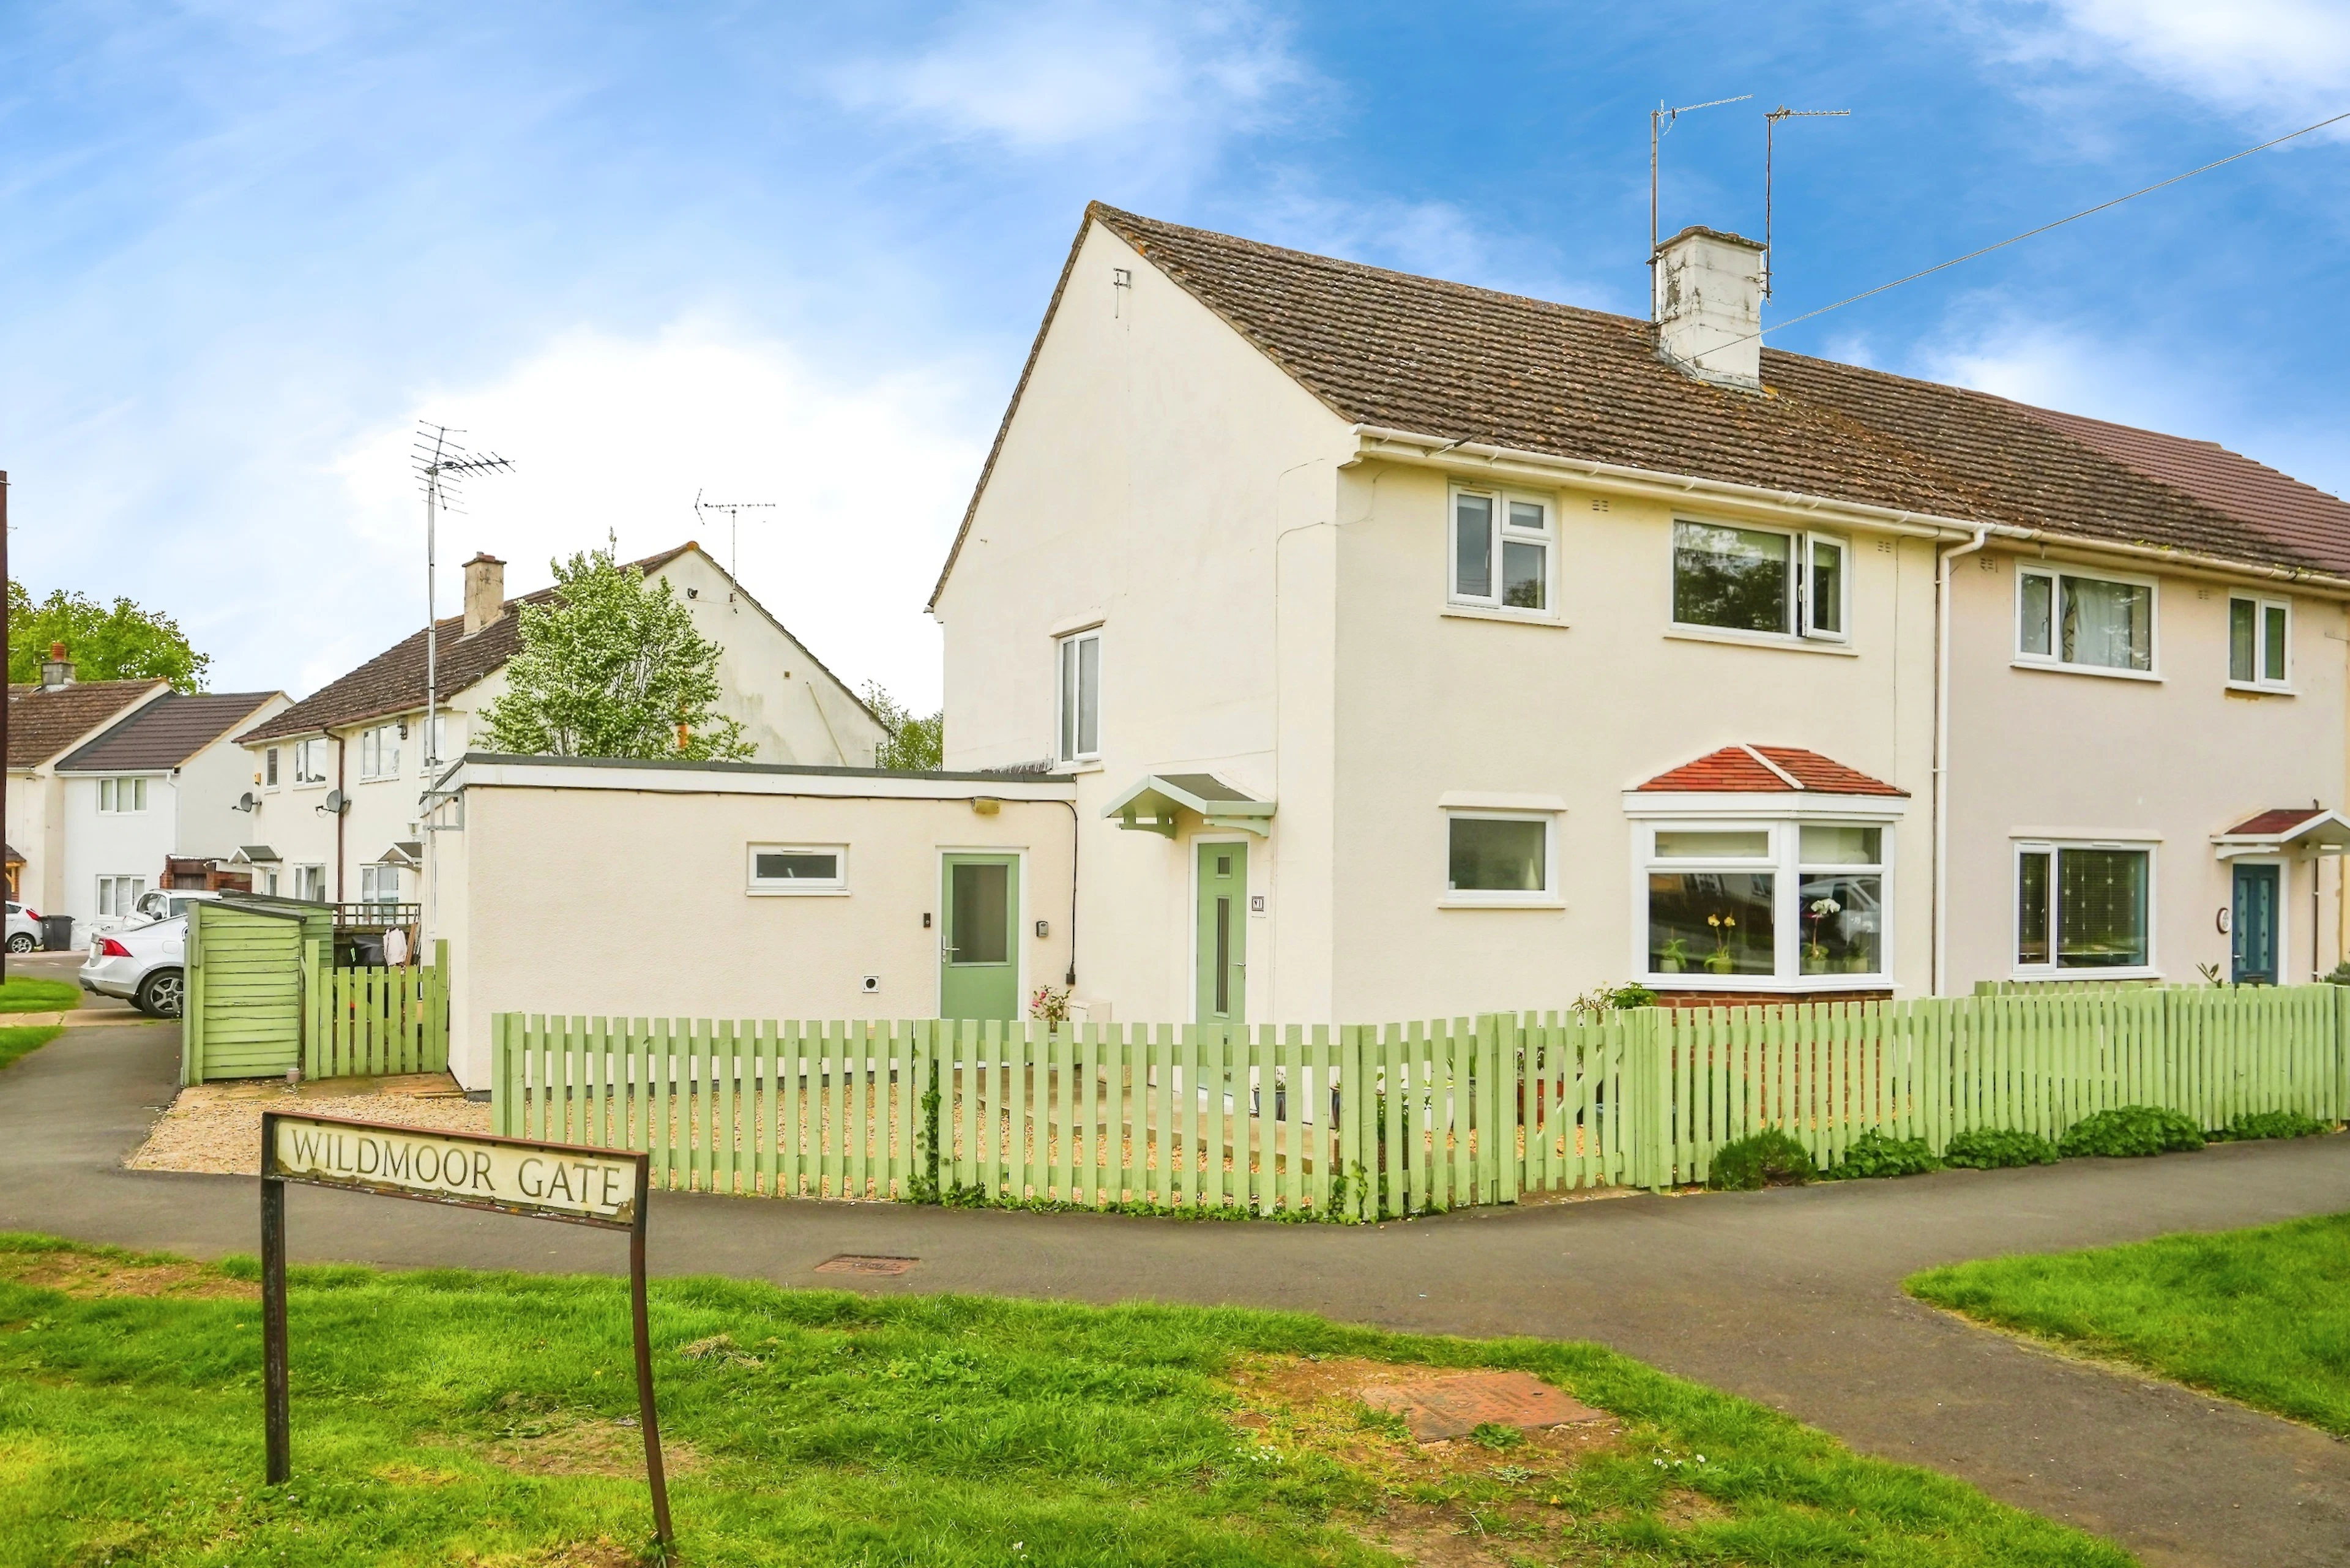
[
  {"x1": 825, "y1": 0, "x2": 1311, "y2": 161},
  {"x1": 329, "y1": 320, "x2": 987, "y2": 711},
  {"x1": 1913, "y1": 314, "x2": 2203, "y2": 429},
  {"x1": 1983, "y1": 0, "x2": 2350, "y2": 127}
]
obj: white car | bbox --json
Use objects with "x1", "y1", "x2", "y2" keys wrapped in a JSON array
[
  {"x1": 4, "y1": 901, "x2": 39, "y2": 954},
  {"x1": 127, "y1": 889, "x2": 221, "y2": 929},
  {"x1": 80, "y1": 915, "x2": 185, "y2": 1018}
]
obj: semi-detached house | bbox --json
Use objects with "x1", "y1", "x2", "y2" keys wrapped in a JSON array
[
  {"x1": 928, "y1": 204, "x2": 2350, "y2": 1023},
  {"x1": 6, "y1": 651, "x2": 170, "y2": 922}
]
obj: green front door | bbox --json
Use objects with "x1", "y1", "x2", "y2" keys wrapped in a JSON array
[
  {"x1": 940, "y1": 854, "x2": 1020, "y2": 1021},
  {"x1": 1195, "y1": 841, "x2": 1247, "y2": 1024}
]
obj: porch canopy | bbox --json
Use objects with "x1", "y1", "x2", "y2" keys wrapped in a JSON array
[
  {"x1": 2212, "y1": 807, "x2": 2350, "y2": 860},
  {"x1": 1104, "y1": 772, "x2": 1275, "y2": 838}
]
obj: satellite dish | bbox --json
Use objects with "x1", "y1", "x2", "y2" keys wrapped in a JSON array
[
  {"x1": 236, "y1": 791, "x2": 256, "y2": 812},
  {"x1": 321, "y1": 790, "x2": 348, "y2": 816}
]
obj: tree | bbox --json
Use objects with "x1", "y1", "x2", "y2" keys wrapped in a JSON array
[
  {"x1": 863, "y1": 681, "x2": 943, "y2": 772},
  {"x1": 8, "y1": 583, "x2": 211, "y2": 692},
  {"x1": 476, "y1": 543, "x2": 753, "y2": 761}
]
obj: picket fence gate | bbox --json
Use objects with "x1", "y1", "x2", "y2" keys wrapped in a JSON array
[
  {"x1": 489, "y1": 984, "x2": 2350, "y2": 1220},
  {"x1": 302, "y1": 938, "x2": 450, "y2": 1080}
]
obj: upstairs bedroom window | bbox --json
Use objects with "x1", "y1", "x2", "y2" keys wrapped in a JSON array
[
  {"x1": 2228, "y1": 596, "x2": 2291, "y2": 690},
  {"x1": 1671, "y1": 521, "x2": 1846, "y2": 641},
  {"x1": 97, "y1": 777, "x2": 148, "y2": 814},
  {"x1": 293, "y1": 739, "x2": 327, "y2": 784},
  {"x1": 359, "y1": 724, "x2": 401, "y2": 781},
  {"x1": 2017, "y1": 566, "x2": 2154, "y2": 675},
  {"x1": 1450, "y1": 488, "x2": 1553, "y2": 613},
  {"x1": 1058, "y1": 630, "x2": 1100, "y2": 764}
]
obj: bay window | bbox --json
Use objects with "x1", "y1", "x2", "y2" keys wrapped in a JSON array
[
  {"x1": 1639, "y1": 819, "x2": 1891, "y2": 985},
  {"x1": 2017, "y1": 566, "x2": 2154, "y2": 674},
  {"x1": 2015, "y1": 842, "x2": 2152, "y2": 973},
  {"x1": 2228, "y1": 596, "x2": 2290, "y2": 689},
  {"x1": 1450, "y1": 488, "x2": 1553, "y2": 613},
  {"x1": 1671, "y1": 520, "x2": 1847, "y2": 641}
]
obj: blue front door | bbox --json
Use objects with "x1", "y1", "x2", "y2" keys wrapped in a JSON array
[{"x1": 2232, "y1": 863, "x2": 2280, "y2": 985}]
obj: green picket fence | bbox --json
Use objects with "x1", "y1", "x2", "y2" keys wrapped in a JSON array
[
  {"x1": 303, "y1": 938, "x2": 449, "y2": 1080},
  {"x1": 488, "y1": 984, "x2": 2350, "y2": 1219}
]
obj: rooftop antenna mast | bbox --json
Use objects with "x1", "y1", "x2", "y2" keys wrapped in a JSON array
[
  {"x1": 693, "y1": 489, "x2": 775, "y2": 613},
  {"x1": 414, "y1": 423, "x2": 513, "y2": 771},
  {"x1": 1764, "y1": 105, "x2": 1851, "y2": 299},
  {"x1": 1651, "y1": 94, "x2": 1751, "y2": 280}
]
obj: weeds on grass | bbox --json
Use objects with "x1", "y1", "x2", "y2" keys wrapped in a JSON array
[
  {"x1": 1826, "y1": 1129, "x2": 1942, "y2": 1180},
  {"x1": 1942, "y1": 1127, "x2": 2061, "y2": 1169},
  {"x1": 1706, "y1": 1129, "x2": 1815, "y2": 1190},
  {"x1": 2221, "y1": 1109, "x2": 2333, "y2": 1141},
  {"x1": 2059, "y1": 1105, "x2": 2205, "y2": 1158}
]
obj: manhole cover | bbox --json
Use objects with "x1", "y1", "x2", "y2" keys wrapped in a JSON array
[
  {"x1": 1360, "y1": 1370, "x2": 1603, "y2": 1442},
  {"x1": 813, "y1": 1255, "x2": 919, "y2": 1276}
]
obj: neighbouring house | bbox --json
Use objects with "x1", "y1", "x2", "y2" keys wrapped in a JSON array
[
  {"x1": 927, "y1": 204, "x2": 2350, "y2": 1022},
  {"x1": 236, "y1": 543, "x2": 889, "y2": 922},
  {"x1": 52, "y1": 689, "x2": 289, "y2": 939},
  {"x1": 6, "y1": 646, "x2": 170, "y2": 924}
]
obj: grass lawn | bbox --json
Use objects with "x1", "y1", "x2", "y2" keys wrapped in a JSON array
[
  {"x1": 0, "y1": 976, "x2": 79, "y2": 1015},
  {"x1": 0, "y1": 1234, "x2": 2130, "y2": 1567},
  {"x1": 1908, "y1": 1212, "x2": 2350, "y2": 1436},
  {"x1": 0, "y1": 1025, "x2": 65, "y2": 1073}
]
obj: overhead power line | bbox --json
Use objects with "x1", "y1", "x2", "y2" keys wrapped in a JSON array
[{"x1": 1736, "y1": 107, "x2": 2350, "y2": 349}]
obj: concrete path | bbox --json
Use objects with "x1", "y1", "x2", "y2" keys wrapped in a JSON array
[{"x1": 6, "y1": 1019, "x2": 2348, "y2": 1567}]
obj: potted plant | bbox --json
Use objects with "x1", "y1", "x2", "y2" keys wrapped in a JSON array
[
  {"x1": 1657, "y1": 937, "x2": 1690, "y2": 974},
  {"x1": 1704, "y1": 913, "x2": 1739, "y2": 975},
  {"x1": 1804, "y1": 895, "x2": 1841, "y2": 974}
]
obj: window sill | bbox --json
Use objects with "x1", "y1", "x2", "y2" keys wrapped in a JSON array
[
  {"x1": 1438, "y1": 897, "x2": 1565, "y2": 910},
  {"x1": 2009, "y1": 659, "x2": 2161, "y2": 683},
  {"x1": 2009, "y1": 967, "x2": 2162, "y2": 983},
  {"x1": 1646, "y1": 973, "x2": 1889, "y2": 991},
  {"x1": 1058, "y1": 760, "x2": 1105, "y2": 776},
  {"x1": 2225, "y1": 681, "x2": 2296, "y2": 698},
  {"x1": 1665, "y1": 625, "x2": 1857, "y2": 657},
  {"x1": 1441, "y1": 605, "x2": 1569, "y2": 630},
  {"x1": 747, "y1": 887, "x2": 851, "y2": 898}
]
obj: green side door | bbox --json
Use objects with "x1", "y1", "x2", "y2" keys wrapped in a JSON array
[
  {"x1": 1195, "y1": 841, "x2": 1247, "y2": 1024},
  {"x1": 940, "y1": 854, "x2": 1020, "y2": 1021}
]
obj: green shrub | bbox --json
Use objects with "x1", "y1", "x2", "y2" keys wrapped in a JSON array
[
  {"x1": 1825, "y1": 1129, "x2": 1942, "y2": 1180},
  {"x1": 2323, "y1": 960, "x2": 2350, "y2": 987},
  {"x1": 2222, "y1": 1109, "x2": 2335, "y2": 1142},
  {"x1": 2059, "y1": 1105, "x2": 2205, "y2": 1159},
  {"x1": 1942, "y1": 1127, "x2": 2060, "y2": 1170},
  {"x1": 1707, "y1": 1129, "x2": 1816, "y2": 1190}
]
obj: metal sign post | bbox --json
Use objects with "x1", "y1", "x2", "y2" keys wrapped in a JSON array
[{"x1": 258, "y1": 1112, "x2": 672, "y2": 1549}]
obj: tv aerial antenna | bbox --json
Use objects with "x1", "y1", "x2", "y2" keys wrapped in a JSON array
[
  {"x1": 1764, "y1": 105, "x2": 1851, "y2": 299},
  {"x1": 693, "y1": 489, "x2": 775, "y2": 613},
  {"x1": 1650, "y1": 94, "x2": 1751, "y2": 268},
  {"x1": 414, "y1": 423, "x2": 513, "y2": 767}
]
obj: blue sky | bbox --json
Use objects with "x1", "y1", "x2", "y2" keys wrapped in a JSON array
[{"x1": 4, "y1": 1, "x2": 2346, "y2": 708}]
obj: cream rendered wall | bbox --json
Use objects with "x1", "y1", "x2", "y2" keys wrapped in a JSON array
[
  {"x1": 176, "y1": 698, "x2": 289, "y2": 864},
  {"x1": 5, "y1": 773, "x2": 60, "y2": 913},
  {"x1": 1943, "y1": 553, "x2": 2349, "y2": 988},
  {"x1": 438, "y1": 776, "x2": 1075, "y2": 1088},
  {"x1": 1329, "y1": 461, "x2": 1941, "y2": 1015},
  {"x1": 935, "y1": 219, "x2": 1357, "y2": 1024}
]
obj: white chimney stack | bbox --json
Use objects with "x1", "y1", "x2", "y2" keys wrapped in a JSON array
[{"x1": 1652, "y1": 225, "x2": 1766, "y2": 390}]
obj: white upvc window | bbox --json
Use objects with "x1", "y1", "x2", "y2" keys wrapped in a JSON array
[
  {"x1": 1449, "y1": 487, "x2": 1554, "y2": 613},
  {"x1": 1443, "y1": 811, "x2": 1556, "y2": 905},
  {"x1": 293, "y1": 865, "x2": 327, "y2": 902},
  {"x1": 747, "y1": 843, "x2": 848, "y2": 895},
  {"x1": 1057, "y1": 630, "x2": 1101, "y2": 763},
  {"x1": 264, "y1": 748, "x2": 280, "y2": 789},
  {"x1": 96, "y1": 777, "x2": 149, "y2": 814},
  {"x1": 1639, "y1": 819, "x2": 1890, "y2": 985},
  {"x1": 358, "y1": 724, "x2": 401, "y2": 781},
  {"x1": 1671, "y1": 520, "x2": 1848, "y2": 641},
  {"x1": 2014, "y1": 840, "x2": 2155, "y2": 977},
  {"x1": 2016, "y1": 565, "x2": 2156, "y2": 676},
  {"x1": 359, "y1": 864, "x2": 401, "y2": 905},
  {"x1": 425, "y1": 713, "x2": 455, "y2": 767},
  {"x1": 96, "y1": 875, "x2": 146, "y2": 917},
  {"x1": 2228, "y1": 595, "x2": 2291, "y2": 690},
  {"x1": 292, "y1": 739, "x2": 327, "y2": 785}
]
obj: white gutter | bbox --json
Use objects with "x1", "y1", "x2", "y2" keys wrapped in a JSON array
[
  {"x1": 1351, "y1": 424, "x2": 2350, "y2": 595},
  {"x1": 1933, "y1": 526, "x2": 1990, "y2": 996}
]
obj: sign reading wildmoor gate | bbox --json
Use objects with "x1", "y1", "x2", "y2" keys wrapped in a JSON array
[{"x1": 266, "y1": 1115, "x2": 640, "y2": 1224}]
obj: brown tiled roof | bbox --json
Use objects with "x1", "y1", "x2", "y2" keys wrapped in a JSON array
[
  {"x1": 239, "y1": 547, "x2": 698, "y2": 744},
  {"x1": 56, "y1": 692, "x2": 283, "y2": 773},
  {"x1": 932, "y1": 204, "x2": 2350, "y2": 595},
  {"x1": 1637, "y1": 744, "x2": 1907, "y2": 797},
  {"x1": 2222, "y1": 807, "x2": 2330, "y2": 838},
  {"x1": 6, "y1": 679, "x2": 168, "y2": 767}
]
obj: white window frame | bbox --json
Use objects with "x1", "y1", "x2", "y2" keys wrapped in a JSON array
[
  {"x1": 359, "y1": 864, "x2": 401, "y2": 905},
  {"x1": 2011, "y1": 838, "x2": 2160, "y2": 980},
  {"x1": 1440, "y1": 809, "x2": 1561, "y2": 908},
  {"x1": 293, "y1": 864, "x2": 327, "y2": 902},
  {"x1": 747, "y1": 843, "x2": 849, "y2": 897},
  {"x1": 358, "y1": 724, "x2": 401, "y2": 782},
  {"x1": 1668, "y1": 518, "x2": 1850, "y2": 644},
  {"x1": 2013, "y1": 563, "x2": 2160, "y2": 679},
  {"x1": 1628, "y1": 813, "x2": 1897, "y2": 990},
  {"x1": 95, "y1": 875, "x2": 146, "y2": 917},
  {"x1": 1056, "y1": 629, "x2": 1102, "y2": 764},
  {"x1": 292, "y1": 739, "x2": 327, "y2": 785},
  {"x1": 2226, "y1": 594, "x2": 2292, "y2": 693},
  {"x1": 1447, "y1": 486, "x2": 1558, "y2": 618},
  {"x1": 264, "y1": 747, "x2": 280, "y2": 790},
  {"x1": 96, "y1": 777, "x2": 149, "y2": 815}
]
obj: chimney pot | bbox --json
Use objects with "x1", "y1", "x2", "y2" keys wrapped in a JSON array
[
  {"x1": 462, "y1": 553, "x2": 507, "y2": 636},
  {"x1": 1652, "y1": 225, "x2": 1767, "y2": 390},
  {"x1": 39, "y1": 643, "x2": 74, "y2": 689}
]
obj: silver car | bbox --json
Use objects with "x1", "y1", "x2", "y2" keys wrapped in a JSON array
[{"x1": 79, "y1": 915, "x2": 185, "y2": 1018}]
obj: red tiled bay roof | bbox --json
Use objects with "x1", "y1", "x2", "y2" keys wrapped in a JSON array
[
  {"x1": 1637, "y1": 745, "x2": 1908, "y2": 797},
  {"x1": 2221, "y1": 807, "x2": 2331, "y2": 838}
]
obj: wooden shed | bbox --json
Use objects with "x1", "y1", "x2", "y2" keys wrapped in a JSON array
[{"x1": 179, "y1": 896, "x2": 334, "y2": 1085}]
